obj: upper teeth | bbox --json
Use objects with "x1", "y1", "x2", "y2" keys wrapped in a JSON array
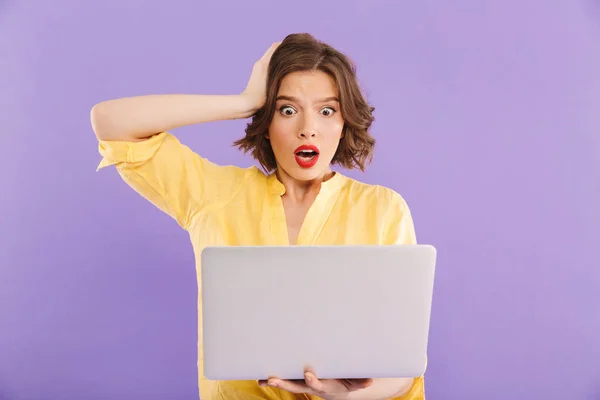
[{"x1": 299, "y1": 150, "x2": 315, "y2": 155}]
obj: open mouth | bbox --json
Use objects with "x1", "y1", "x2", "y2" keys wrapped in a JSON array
[
  {"x1": 294, "y1": 145, "x2": 320, "y2": 168},
  {"x1": 295, "y1": 149, "x2": 319, "y2": 159}
]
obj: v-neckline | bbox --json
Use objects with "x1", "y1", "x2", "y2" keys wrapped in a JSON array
[{"x1": 266, "y1": 171, "x2": 346, "y2": 246}]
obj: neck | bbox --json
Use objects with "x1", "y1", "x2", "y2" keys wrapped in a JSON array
[{"x1": 276, "y1": 167, "x2": 336, "y2": 203}]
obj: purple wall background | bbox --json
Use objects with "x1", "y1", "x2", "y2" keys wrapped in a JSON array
[{"x1": 1, "y1": 1, "x2": 599, "y2": 399}]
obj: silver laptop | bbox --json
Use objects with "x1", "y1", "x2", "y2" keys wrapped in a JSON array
[{"x1": 200, "y1": 244, "x2": 437, "y2": 381}]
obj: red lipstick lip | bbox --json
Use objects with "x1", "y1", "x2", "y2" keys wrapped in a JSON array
[
  {"x1": 294, "y1": 145, "x2": 320, "y2": 154},
  {"x1": 294, "y1": 145, "x2": 320, "y2": 168}
]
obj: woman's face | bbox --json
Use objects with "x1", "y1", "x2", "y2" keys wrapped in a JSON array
[{"x1": 267, "y1": 70, "x2": 344, "y2": 182}]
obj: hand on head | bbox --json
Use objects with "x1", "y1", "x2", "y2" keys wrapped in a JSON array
[{"x1": 241, "y1": 42, "x2": 281, "y2": 112}]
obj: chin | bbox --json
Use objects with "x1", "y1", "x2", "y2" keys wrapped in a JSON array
[{"x1": 281, "y1": 161, "x2": 332, "y2": 182}]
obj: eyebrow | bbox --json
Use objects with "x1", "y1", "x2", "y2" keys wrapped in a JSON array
[{"x1": 276, "y1": 95, "x2": 339, "y2": 103}]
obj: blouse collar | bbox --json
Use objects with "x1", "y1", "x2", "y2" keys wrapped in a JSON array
[{"x1": 267, "y1": 169, "x2": 347, "y2": 196}]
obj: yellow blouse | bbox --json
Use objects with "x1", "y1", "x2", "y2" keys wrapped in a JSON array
[{"x1": 97, "y1": 132, "x2": 426, "y2": 400}]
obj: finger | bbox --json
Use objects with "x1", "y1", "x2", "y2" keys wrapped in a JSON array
[
  {"x1": 303, "y1": 371, "x2": 373, "y2": 394},
  {"x1": 303, "y1": 371, "x2": 329, "y2": 393},
  {"x1": 303, "y1": 371, "x2": 351, "y2": 395},
  {"x1": 258, "y1": 378, "x2": 293, "y2": 387},
  {"x1": 268, "y1": 378, "x2": 311, "y2": 394},
  {"x1": 338, "y1": 378, "x2": 373, "y2": 391},
  {"x1": 261, "y1": 42, "x2": 281, "y2": 60},
  {"x1": 258, "y1": 378, "x2": 300, "y2": 387}
]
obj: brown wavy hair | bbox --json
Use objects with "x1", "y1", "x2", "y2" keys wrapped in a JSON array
[{"x1": 233, "y1": 33, "x2": 376, "y2": 172}]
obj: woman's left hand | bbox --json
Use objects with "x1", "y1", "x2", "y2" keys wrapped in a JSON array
[{"x1": 258, "y1": 368, "x2": 373, "y2": 400}]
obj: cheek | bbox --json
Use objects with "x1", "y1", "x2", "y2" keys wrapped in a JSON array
[
  {"x1": 267, "y1": 120, "x2": 292, "y2": 152},
  {"x1": 323, "y1": 120, "x2": 345, "y2": 143}
]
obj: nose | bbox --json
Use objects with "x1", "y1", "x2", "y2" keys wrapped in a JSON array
[
  {"x1": 297, "y1": 113, "x2": 317, "y2": 139},
  {"x1": 299, "y1": 130, "x2": 316, "y2": 138}
]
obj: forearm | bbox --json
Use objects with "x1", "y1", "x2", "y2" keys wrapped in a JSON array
[
  {"x1": 340, "y1": 378, "x2": 415, "y2": 400},
  {"x1": 90, "y1": 94, "x2": 257, "y2": 141}
]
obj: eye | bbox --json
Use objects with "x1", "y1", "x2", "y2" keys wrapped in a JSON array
[
  {"x1": 320, "y1": 107, "x2": 336, "y2": 117},
  {"x1": 279, "y1": 106, "x2": 296, "y2": 116}
]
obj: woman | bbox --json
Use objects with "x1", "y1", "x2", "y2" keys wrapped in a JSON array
[{"x1": 92, "y1": 33, "x2": 425, "y2": 400}]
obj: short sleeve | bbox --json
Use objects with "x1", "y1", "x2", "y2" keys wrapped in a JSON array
[
  {"x1": 382, "y1": 192, "x2": 417, "y2": 245},
  {"x1": 97, "y1": 132, "x2": 248, "y2": 230}
]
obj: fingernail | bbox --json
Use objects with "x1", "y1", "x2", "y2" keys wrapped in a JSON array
[
  {"x1": 304, "y1": 373, "x2": 312, "y2": 383},
  {"x1": 268, "y1": 380, "x2": 278, "y2": 387}
]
